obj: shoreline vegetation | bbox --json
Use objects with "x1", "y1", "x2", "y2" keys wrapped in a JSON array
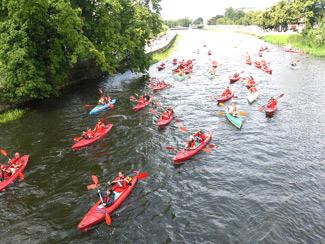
[
  {"x1": 150, "y1": 35, "x2": 180, "y2": 64},
  {"x1": 0, "y1": 109, "x2": 25, "y2": 124},
  {"x1": 0, "y1": 1, "x2": 162, "y2": 107},
  {"x1": 259, "y1": 34, "x2": 325, "y2": 57}
]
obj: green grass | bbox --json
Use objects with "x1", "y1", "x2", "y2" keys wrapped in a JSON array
[
  {"x1": 0, "y1": 109, "x2": 26, "y2": 124},
  {"x1": 260, "y1": 34, "x2": 325, "y2": 57},
  {"x1": 150, "y1": 35, "x2": 180, "y2": 64}
]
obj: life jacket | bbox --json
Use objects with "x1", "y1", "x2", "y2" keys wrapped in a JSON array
[
  {"x1": 9, "y1": 157, "x2": 20, "y2": 167},
  {"x1": 95, "y1": 123, "x2": 105, "y2": 133},
  {"x1": 112, "y1": 177, "x2": 129, "y2": 193}
]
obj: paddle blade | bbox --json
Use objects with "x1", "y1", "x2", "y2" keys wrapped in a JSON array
[
  {"x1": 218, "y1": 103, "x2": 225, "y2": 107},
  {"x1": 138, "y1": 172, "x2": 149, "y2": 180},
  {"x1": 216, "y1": 111, "x2": 225, "y2": 116},
  {"x1": 109, "y1": 104, "x2": 114, "y2": 110},
  {"x1": 18, "y1": 172, "x2": 25, "y2": 181},
  {"x1": 258, "y1": 106, "x2": 264, "y2": 112},
  {"x1": 105, "y1": 213, "x2": 112, "y2": 225},
  {"x1": 74, "y1": 137, "x2": 81, "y2": 142},
  {"x1": 0, "y1": 148, "x2": 8, "y2": 157},
  {"x1": 202, "y1": 147, "x2": 212, "y2": 153},
  {"x1": 165, "y1": 145, "x2": 175, "y2": 150},
  {"x1": 277, "y1": 94, "x2": 284, "y2": 99},
  {"x1": 91, "y1": 175, "x2": 99, "y2": 185},
  {"x1": 180, "y1": 127, "x2": 188, "y2": 133},
  {"x1": 87, "y1": 184, "x2": 98, "y2": 190},
  {"x1": 149, "y1": 109, "x2": 157, "y2": 115},
  {"x1": 209, "y1": 143, "x2": 216, "y2": 148},
  {"x1": 239, "y1": 111, "x2": 247, "y2": 116}
]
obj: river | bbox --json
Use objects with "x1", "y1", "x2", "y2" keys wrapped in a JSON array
[{"x1": 0, "y1": 29, "x2": 324, "y2": 243}]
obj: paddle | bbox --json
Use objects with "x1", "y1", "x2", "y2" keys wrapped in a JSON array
[
  {"x1": 0, "y1": 148, "x2": 9, "y2": 158},
  {"x1": 216, "y1": 111, "x2": 247, "y2": 116},
  {"x1": 258, "y1": 94, "x2": 284, "y2": 112}
]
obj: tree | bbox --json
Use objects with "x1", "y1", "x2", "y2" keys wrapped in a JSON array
[
  {"x1": 0, "y1": 0, "x2": 162, "y2": 104},
  {"x1": 193, "y1": 17, "x2": 204, "y2": 25}
]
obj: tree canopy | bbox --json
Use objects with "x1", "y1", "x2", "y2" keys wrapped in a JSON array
[{"x1": 0, "y1": 0, "x2": 162, "y2": 104}]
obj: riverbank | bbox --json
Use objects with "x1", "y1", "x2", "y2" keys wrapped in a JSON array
[
  {"x1": 260, "y1": 34, "x2": 325, "y2": 57},
  {"x1": 150, "y1": 34, "x2": 179, "y2": 64}
]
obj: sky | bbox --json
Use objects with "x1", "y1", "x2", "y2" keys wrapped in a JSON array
[{"x1": 160, "y1": 0, "x2": 281, "y2": 20}]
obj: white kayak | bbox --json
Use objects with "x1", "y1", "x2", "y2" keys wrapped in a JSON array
[
  {"x1": 247, "y1": 91, "x2": 259, "y2": 104},
  {"x1": 289, "y1": 64, "x2": 298, "y2": 70}
]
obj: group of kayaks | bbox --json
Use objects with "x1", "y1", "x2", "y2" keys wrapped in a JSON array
[{"x1": 2, "y1": 40, "x2": 290, "y2": 233}]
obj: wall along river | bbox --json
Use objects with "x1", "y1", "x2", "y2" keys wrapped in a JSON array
[{"x1": 0, "y1": 29, "x2": 324, "y2": 243}]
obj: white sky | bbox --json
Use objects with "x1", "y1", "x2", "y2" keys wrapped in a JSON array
[{"x1": 160, "y1": 0, "x2": 280, "y2": 20}]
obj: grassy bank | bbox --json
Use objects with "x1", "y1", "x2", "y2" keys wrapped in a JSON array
[
  {"x1": 0, "y1": 109, "x2": 26, "y2": 124},
  {"x1": 260, "y1": 34, "x2": 325, "y2": 57},
  {"x1": 150, "y1": 35, "x2": 180, "y2": 64}
]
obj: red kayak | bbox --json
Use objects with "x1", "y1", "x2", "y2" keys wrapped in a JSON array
[
  {"x1": 152, "y1": 83, "x2": 170, "y2": 93},
  {"x1": 172, "y1": 59, "x2": 177, "y2": 65},
  {"x1": 254, "y1": 61, "x2": 261, "y2": 69},
  {"x1": 265, "y1": 100, "x2": 278, "y2": 117},
  {"x1": 72, "y1": 124, "x2": 113, "y2": 150},
  {"x1": 208, "y1": 50, "x2": 212, "y2": 56},
  {"x1": 0, "y1": 155, "x2": 29, "y2": 192},
  {"x1": 229, "y1": 76, "x2": 240, "y2": 83},
  {"x1": 157, "y1": 63, "x2": 165, "y2": 71},
  {"x1": 258, "y1": 51, "x2": 263, "y2": 57},
  {"x1": 217, "y1": 90, "x2": 234, "y2": 103},
  {"x1": 78, "y1": 174, "x2": 138, "y2": 232},
  {"x1": 133, "y1": 96, "x2": 153, "y2": 112},
  {"x1": 262, "y1": 66, "x2": 272, "y2": 74},
  {"x1": 173, "y1": 132, "x2": 212, "y2": 164},
  {"x1": 284, "y1": 48, "x2": 304, "y2": 54},
  {"x1": 157, "y1": 113, "x2": 174, "y2": 129}
]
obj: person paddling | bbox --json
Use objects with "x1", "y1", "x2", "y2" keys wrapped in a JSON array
[
  {"x1": 94, "y1": 120, "x2": 105, "y2": 133},
  {"x1": 108, "y1": 171, "x2": 132, "y2": 193},
  {"x1": 222, "y1": 86, "x2": 232, "y2": 96},
  {"x1": 6, "y1": 152, "x2": 22, "y2": 176},
  {"x1": 98, "y1": 185, "x2": 116, "y2": 208},
  {"x1": 228, "y1": 101, "x2": 238, "y2": 117}
]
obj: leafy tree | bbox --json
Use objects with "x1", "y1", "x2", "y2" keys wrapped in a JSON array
[
  {"x1": 193, "y1": 17, "x2": 204, "y2": 25},
  {"x1": 0, "y1": 0, "x2": 162, "y2": 104}
]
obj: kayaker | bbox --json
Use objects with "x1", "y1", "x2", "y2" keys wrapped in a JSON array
[
  {"x1": 82, "y1": 128, "x2": 95, "y2": 139},
  {"x1": 193, "y1": 130, "x2": 206, "y2": 143},
  {"x1": 144, "y1": 94, "x2": 151, "y2": 102},
  {"x1": 161, "y1": 107, "x2": 174, "y2": 120},
  {"x1": 94, "y1": 121, "x2": 105, "y2": 133},
  {"x1": 7, "y1": 152, "x2": 22, "y2": 175},
  {"x1": 290, "y1": 61, "x2": 297, "y2": 67},
  {"x1": 222, "y1": 86, "x2": 232, "y2": 96},
  {"x1": 185, "y1": 136, "x2": 197, "y2": 150},
  {"x1": 267, "y1": 97, "x2": 277, "y2": 106},
  {"x1": 98, "y1": 186, "x2": 115, "y2": 208},
  {"x1": 109, "y1": 171, "x2": 132, "y2": 193},
  {"x1": 228, "y1": 102, "x2": 238, "y2": 117},
  {"x1": 249, "y1": 86, "x2": 257, "y2": 93}
]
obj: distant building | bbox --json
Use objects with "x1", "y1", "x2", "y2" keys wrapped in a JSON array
[{"x1": 288, "y1": 18, "x2": 305, "y2": 33}]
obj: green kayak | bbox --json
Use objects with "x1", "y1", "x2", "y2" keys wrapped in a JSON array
[{"x1": 225, "y1": 110, "x2": 243, "y2": 129}]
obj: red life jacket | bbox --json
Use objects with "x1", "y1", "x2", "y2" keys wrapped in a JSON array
[{"x1": 112, "y1": 177, "x2": 129, "y2": 193}]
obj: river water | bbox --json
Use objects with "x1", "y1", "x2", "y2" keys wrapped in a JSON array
[{"x1": 0, "y1": 30, "x2": 324, "y2": 243}]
